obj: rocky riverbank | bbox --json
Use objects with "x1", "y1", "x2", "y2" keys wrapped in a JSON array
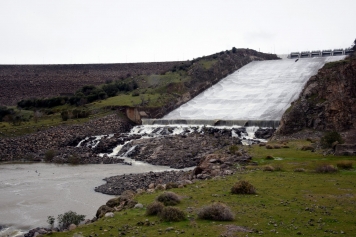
[{"x1": 0, "y1": 113, "x2": 132, "y2": 163}]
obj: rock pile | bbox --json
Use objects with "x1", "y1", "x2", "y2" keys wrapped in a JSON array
[{"x1": 0, "y1": 114, "x2": 132, "y2": 163}]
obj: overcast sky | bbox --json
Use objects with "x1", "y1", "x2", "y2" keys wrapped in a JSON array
[{"x1": 0, "y1": 0, "x2": 355, "y2": 64}]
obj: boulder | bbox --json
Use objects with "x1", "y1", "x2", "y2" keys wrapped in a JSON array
[
  {"x1": 335, "y1": 144, "x2": 356, "y2": 156},
  {"x1": 104, "y1": 212, "x2": 114, "y2": 218},
  {"x1": 134, "y1": 203, "x2": 144, "y2": 209},
  {"x1": 96, "y1": 205, "x2": 115, "y2": 218},
  {"x1": 106, "y1": 197, "x2": 121, "y2": 208},
  {"x1": 68, "y1": 224, "x2": 77, "y2": 231}
]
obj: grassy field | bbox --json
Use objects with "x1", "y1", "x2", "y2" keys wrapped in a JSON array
[{"x1": 47, "y1": 140, "x2": 356, "y2": 237}]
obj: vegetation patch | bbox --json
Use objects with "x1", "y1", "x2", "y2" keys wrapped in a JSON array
[
  {"x1": 145, "y1": 202, "x2": 164, "y2": 216},
  {"x1": 159, "y1": 206, "x2": 186, "y2": 222},
  {"x1": 315, "y1": 164, "x2": 338, "y2": 173},
  {"x1": 231, "y1": 180, "x2": 256, "y2": 194},
  {"x1": 197, "y1": 202, "x2": 234, "y2": 221},
  {"x1": 321, "y1": 131, "x2": 344, "y2": 148},
  {"x1": 336, "y1": 161, "x2": 353, "y2": 170},
  {"x1": 156, "y1": 191, "x2": 181, "y2": 206}
]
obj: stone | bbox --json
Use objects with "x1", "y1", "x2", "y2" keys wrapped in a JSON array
[
  {"x1": 96, "y1": 205, "x2": 115, "y2": 218},
  {"x1": 68, "y1": 224, "x2": 77, "y2": 231},
  {"x1": 106, "y1": 197, "x2": 121, "y2": 208},
  {"x1": 104, "y1": 212, "x2": 114, "y2": 218},
  {"x1": 134, "y1": 203, "x2": 144, "y2": 209},
  {"x1": 148, "y1": 183, "x2": 155, "y2": 189}
]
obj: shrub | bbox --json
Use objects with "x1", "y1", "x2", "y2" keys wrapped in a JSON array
[
  {"x1": 273, "y1": 164, "x2": 284, "y2": 171},
  {"x1": 265, "y1": 155, "x2": 274, "y2": 160},
  {"x1": 47, "y1": 216, "x2": 55, "y2": 228},
  {"x1": 273, "y1": 145, "x2": 281, "y2": 149},
  {"x1": 336, "y1": 161, "x2": 353, "y2": 170},
  {"x1": 315, "y1": 164, "x2": 338, "y2": 173},
  {"x1": 166, "y1": 182, "x2": 179, "y2": 189},
  {"x1": 294, "y1": 168, "x2": 306, "y2": 172},
  {"x1": 301, "y1": 145, "x2": 314, "y2": 151},
  {"x1": 44, "y1": 149, "x2": 56, "y2": 162},
  {"x1": 146, "y1": 202, "x2": 164, "y2": 216},
  {"x1": 197, "y1": 203, "x2": 234, "y2": 221},
  {"x1": 263, "y1": 165, "x2": 275, "y2": 172},
  {"x1": 159, "y1": 206, "x2": 186, "y2": 222},
  {"x1": 156, "y1": 192, "x2": 181, "y2": 206},
  {"x1": 231, "y1": 180, "x2": 256, "y2": 194},
  {"x1": 321, "y1": 131, "x2": 343, "y2": 148},
  {"x1": 266, "y1": 144, "x2": 273, "y2": 149},
  {"x1": 68, "y1": 153, "x2": 80, "y2": 165},
  {"x1": 229, "y1": 145, "x2": 239, "y2": 154},
  {"x1": 57, "y1": 211, "x2": 85, "y2": 230}
]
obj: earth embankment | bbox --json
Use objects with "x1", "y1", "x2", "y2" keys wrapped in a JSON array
[{"x1": 0, "y1": 62, "x2": 181, "y2": 106}]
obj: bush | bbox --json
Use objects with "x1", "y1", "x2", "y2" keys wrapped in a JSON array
[
  {"x1": 321, "y1": 131, "x2": 343, "y2": 148},
  {"x1": 159, "y1": 206, "x2": 186, "y2": 222},
  {"x1": 231, "y1": 180, "x2": 256, "y2": 194},
  {"x1": 156, "y1": 192, "x2": 181, "y2": 206},
  {"x1": 57, "y1": 211, "x2": 85, "y2": 230},
  {"x1": 44, "y1": 149, "x2": 56, "y2": 162},
  {"x1": 263, "y1": 165, "x2": 275, "y2": 172},
  {"x1": 265, "y1": 155, "x2": 274, "y2": 160},
  {"x1": 336, "y1": 161, "x2": 353, "y2": 170},
  {"x1": 146, "y1": 202, "x2": 164, "y2": 216},
  {"x1": 197, "y1": 203, "x2": 234, "y2": 221},
  {"x1": 301, "y1": 145, "x2": 314, "y2": 151},
  {"x1": 68, "y1": 153, "x2": 80, "y2": 165},
  {"x1": 166, "y1": 182, "x2": 179, "y2": 189},
  {"x1": 266, "y1": 144, "x2": 273, "y2": 149},
  {"x1": 229, "y1": 145, "x2": 239, "y2": 154},
  {"x1": 315, "y1": 164, "x2": 338, "y2": 173}
]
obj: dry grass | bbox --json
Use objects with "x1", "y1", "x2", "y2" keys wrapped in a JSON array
[
  {"x1": 231, "y1": 180, "x2": 256, "y2": 194},
  {"x1": 156, "y1": 191, "x2": 181, "y2": 206},
  {"x1": 197, "y1": 202, "x2": 234, "y2": 221},
  {"x1": 315, "y1": 164, "x2": 338, "y2": 173},
  {"x1": 159, "y1": 206, "x2": 186, "y2": 222},
  {"x1": 336, "y1": 161, "x2": 353, "y2": 170},
  {"x1": 145, "y1": 201, "x2": 164, "y2": 216},
  {"x1": 263, "y1": 165, "x2": 275, "y2": 172}
]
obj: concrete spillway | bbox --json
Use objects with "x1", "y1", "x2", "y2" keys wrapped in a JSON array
[{"x1": 144, "y1": 56, "x2": 346, "y2": 126}]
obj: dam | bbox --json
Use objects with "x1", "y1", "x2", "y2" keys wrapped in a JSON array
[{"x1": 144, "y1": 55, "x2": 346, "y2": 127}]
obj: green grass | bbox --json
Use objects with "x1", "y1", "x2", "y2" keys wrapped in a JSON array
[
  {"x1": 46, "y1": 140, "x2": 356, "y2": 237},
  {"x1": 200, "y1": 59, "x2": 218, "y2": 70},
  {"x1": 0, "y1": 109, "x2": 113, "y2": 137}
]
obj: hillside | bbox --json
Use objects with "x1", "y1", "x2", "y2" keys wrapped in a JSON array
[
  {"x1": 277, "y1": 54, "x2": 356, "y2": 143},
  {"x1": 0, "y1": 62, "x2": 181, "y2": 106}
]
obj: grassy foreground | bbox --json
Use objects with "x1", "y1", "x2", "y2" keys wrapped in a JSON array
[{"x1": 47, "y1": 140, "x2": 356, "y2": 237}]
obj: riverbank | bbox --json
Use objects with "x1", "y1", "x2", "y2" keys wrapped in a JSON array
[
  {"x1": 0, "y1": 113, "x2": 132, "y2": 163},
  {"x1": 33, "y1": 139, "x2": 356, "y2": 237}
]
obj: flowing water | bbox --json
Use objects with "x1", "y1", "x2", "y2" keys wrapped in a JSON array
[{"x1": 0, "y1": 162, "x2": 175, "y2": 236}]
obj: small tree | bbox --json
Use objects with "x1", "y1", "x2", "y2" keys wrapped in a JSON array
[
  {"x1": 320, "y1": 131, "x2": 343, "y2": 148},
  {"x1": 44, "y1": 149, "x2": 56, "y2": 162},
  {"x1": 57, "y1": 211, "x2": 85, "y2": 230},
  {"x1": 47, "y1": 216, "x2": 55, "y2": 228}
]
